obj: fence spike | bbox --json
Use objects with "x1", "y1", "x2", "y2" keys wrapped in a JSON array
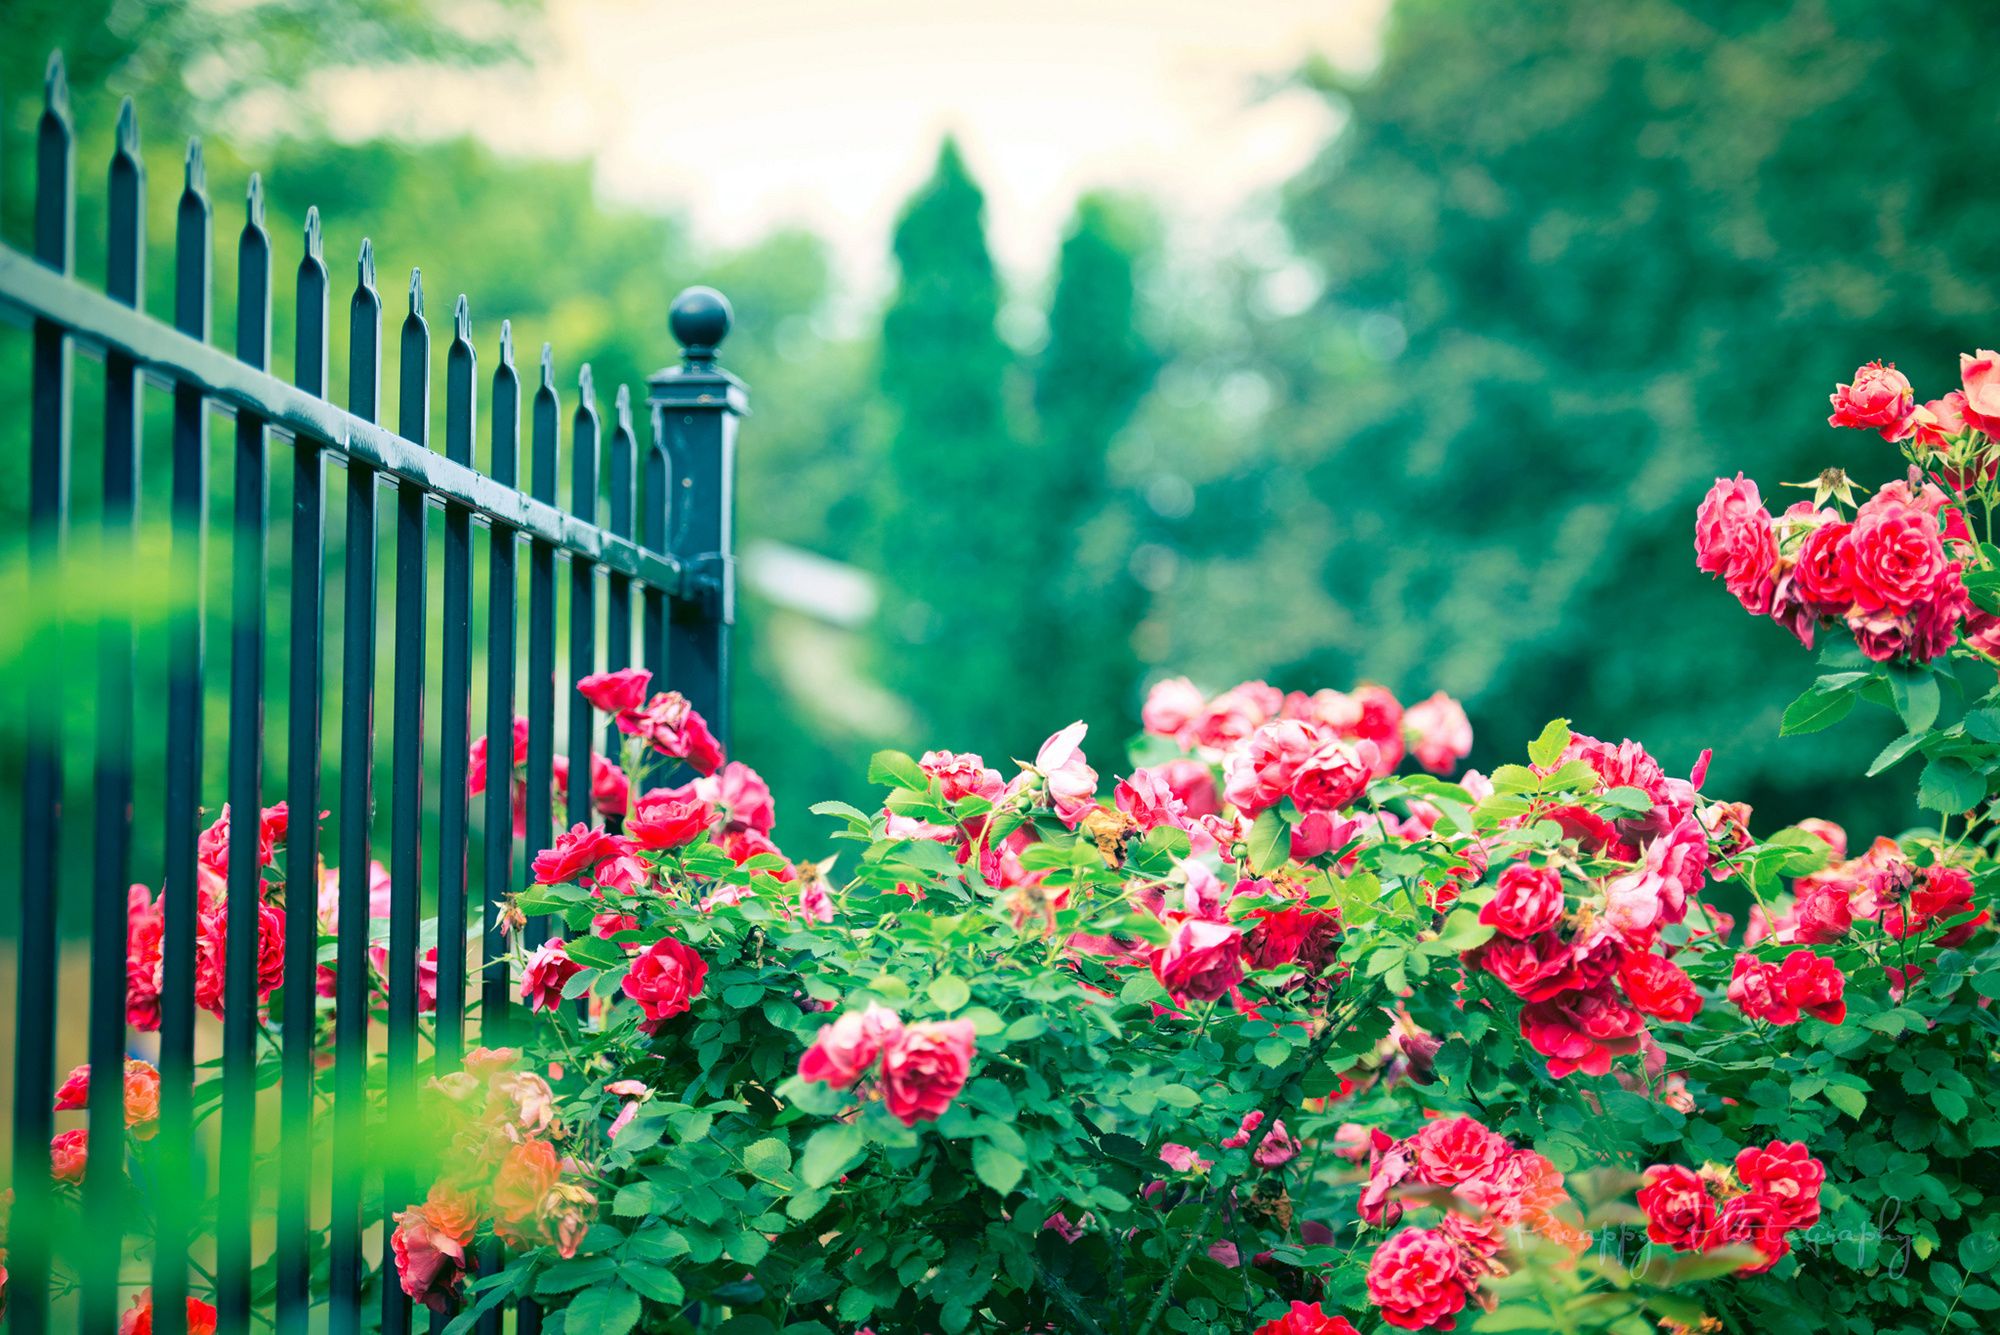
[
  {"x1": 579, "y1": 361, "x2": 595, "y2": 407},
  {"x1": 454, "y1": 293, "x2": 471, "y2": 342},
  {"x1": 304, "y1": 205, "x2": 323, "y2": 261},
  {"x1": 358, "y1": 236, "x2": 376, "y2": 289},
  {"x1": 115, "y1": 95, "x2": 139, "y2": 156},
  {"x1": 408, "y1": 266, "x2": 424, "y2": 317},
  {"x1": 184, "y1": 138, "x2": 205, "y2": 194},
  {"x1": 44, "y1": 50, "x2": 69, "y2": 118},
  {"x1": 246, "y1": 171, "x2": 264, "y2": 227},
  {"x1": 616, "y1": 382, "x2": 633, "y2": 435},
  {"x1": 539, "y1": 341, "x2": 555, "y2": 389},
  {"x1": 499, "y1": 317, "x2": 515, "y2": 366}
]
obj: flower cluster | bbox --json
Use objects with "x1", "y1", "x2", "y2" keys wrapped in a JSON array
[
  {"x1": 797, "y1": 1004, "x2": 977, "y2": 1126},
  {"x1": 1356, "y1": 1115, "x2": 1575, "y2": 1330},
  {"x1": 1637, "y1": 1141, "x2": 1826, "y2": 1274},
  {"x1": 1697, "y1": 353, "x2": 2000, "y2": 663},
  {"x1": 43, "y1": 1058, "x2": 162, "y2": 1187}
]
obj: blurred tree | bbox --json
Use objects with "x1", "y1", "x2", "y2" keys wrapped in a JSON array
[
  {"x1": 870, "y1": 139, "x2": 1041, "y2": 760},
  {"x1": 1150, "y1": 0, "x2": 2000, "y2": 838},
  {"x1": 1029, "y1": 192, "x2": 1158, "y2": 753}
]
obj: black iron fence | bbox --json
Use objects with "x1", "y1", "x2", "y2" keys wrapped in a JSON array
[{"x1": 1, "y1": 54, "x2": 743, "y2": 1334}]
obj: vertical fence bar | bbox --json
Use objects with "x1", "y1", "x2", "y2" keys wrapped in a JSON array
[
  {"x1": 524, "y1": 347, "x2": 559, "y2": 946},
  {"x1": 605, "y1": 388, "x2": 635, "y2": 758},
  {"x1": 476, "y1": 325, "x2": 521, "y2": 1335},
  {"x1": 639, "y1": 399, "x2": 669, "y2": 793},
  {"x1": 436, "y1": 297, "x2": 476, "y2": 1071},
  {"x1": 216, "y1": 172, "x2": 273, "y2": 1334},
  {"x1": 330, "y1": 240, "x2": 383, "y2": 1335},
  {"x1": 566, "y1": 368, "x2": 600, "y2": 833},
  {"x1": 276, "y1": 207, "x2": 330, "y2": 1335},
  {"x1": 156, "y1": 137, "x2": 212, "y2": 1335},
  {"x1": 11, "y1": 54, "x2": 73, "y2": 1335},
  {"x1": 84, "y1": 97, "x2": 146, "y2": 1335},
  {"x1": 649, "y1": 287, "x2": 744, "y2": 751},
  {"x1": 381, "y1": 270, "x2": 432, "y2": 1335}
]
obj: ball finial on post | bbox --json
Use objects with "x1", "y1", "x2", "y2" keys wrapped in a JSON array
[{"x1": 669, "y1": 285, "x2": 732, "y2": 366}]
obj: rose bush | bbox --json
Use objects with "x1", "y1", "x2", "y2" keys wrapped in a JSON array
[{"x1": 22, "y1": 361, "x2": 1999, "y2": 1334}]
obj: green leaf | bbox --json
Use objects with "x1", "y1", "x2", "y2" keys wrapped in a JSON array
[
  {"x1": 867, "y1": 749, "x2": 927, "y2": 789},
  {"x1": 1889, "y1": 666, "x2": 1941, "y2": 731},
  {"x1": 1824, "y1": 1084, "x2": 1867, "y2": 1119},
  {"x1": 1965, "y1": 708, "x2": 2000, "y2": 743},
  {"x1": 564, "y1": 1285, "x2": 643, "y2": 1335},
  {"x1": 810, "y1": 799, "x2": 874, "y2": 825},
  {"x1": 971, "y1": 1140, "x2": 1025, "y2": 1195},
  {"x1": 743, "y1": 1135, "x2": 793, "y2": 1178},
  {"x1": 1867, "y1": 731, "x2": 1929, "y2": 777},
  {"x1": 1526, "y1": 717, "x2": 1572, "y2": 768},
  {"x1": 927, "y1": 974, "x2": 971, "y2": 1013},
  {"x1": 619, "y1": 1263, "x2": 685, "y2": 1306},
  {"x1": 1781, "y1": 685, "x2": 1856, "y2": 736},
  {"x1": 799, "y1": 1122, "x2": 865, "y2": 1189},
  {"x1": 563, "y1": 935, "x2": 627, "y2": 970},
  {"x1": 1918, "y1": 757, "x2": 1986, "y2": 814},
  {"x1": 1245, "y1": 808, "x2": 1291, "y2": 874},
  {"x1": 1253, "y1": 1036, "x2": 1292, "y2": 1067}
]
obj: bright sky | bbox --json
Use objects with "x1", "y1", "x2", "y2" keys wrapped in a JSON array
[{"x1": 321, "y1": 0, "x2": 1392, "y2": 295}]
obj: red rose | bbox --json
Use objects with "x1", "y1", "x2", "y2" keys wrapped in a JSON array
[
  {"x1": 119, "y1": 1292, "x2": 219, "y2": 1335},
  {"x1": 1223, "y1": 719, "x2": 1323, "y2": 816},
  {"x1": 1365, "y1": 1226, "x2": 1472, "y2": 1331},
  {"x1": 532, "y1": 824, "x2": 618, "y2": 886},
  {"x1": 1252, "y1": 1302, "x2": 1361, "y2": 1335},
  {"x1": 625, "y1": 790, "x2": 714, "y2": 850},
  {"x1": 879, "y1": 1018, "x2": 975, "y2": 1126},
  {"x1": 391, "y1": 1197, "x2": 472, "y2": 1314},
  {"x1": 1827, "y1": 360, "x2": 1916, "y2": 440},
  {"x1": 50, "y1": 1129, "x2": 87, "y2": 1184},
  {"x1": 1519, "y1": 984, "x2": 1644, "y2": 1078},
  {"x1": 1409, "y1": 1115, "x2": 1508, "y2": 1186},
  {"x1": 622, "y1": 935, "x2": 708, "y2": 1026},
  {"x1": 1715, "y1": 1190, "x2": 1795, "y2": 1273},
  {"x1": 577, "y1": 666, "x2": 652, "y2": 716},
  {"x1": 1150, "y1": 918, "x2": 1245, "y2": 1003},
  {"x1": 1617, "y1": 951, "x2": 1703, "y2": 1023},
  {"x1": 1289, "y1": 740, "x2": 1378, "y2": 814},
  {"x1": 1841, "y1": 489, "x2": 1952, "y2": 617},
  {"x1": 1791, "y1": 518, "x2": 1854, "y2": 613},
  {"x1": 1960, "y1": 349, "x2": 2000, "y2": 433},
  {"x1": 519, "y1": 939, "x2": 582, "y2": 1012},
  {"x1": 1775, "y1": 949, "x2": 1846, "y2": 1024},
  {"x1": 1790, "y1": 882, "x2": 1854, "y2": 944},
  {"x1": 798, "y1": 1003, "x2": 903, "y2": 1090},
  {"x1": 1636, "y1": 1163, "x2": 1716, "y2": 1251},
  {"x1": 1727, "y1": 954, "x2": 1796, "y2": 1024},
  {"x1": 1469, "y1": 930, "x2": 1577, "y2": 1002},
  {"x1": 919, "y1": 749, "x2": 1006, "y2": 804},
  {"x1": 1694, "y1": 475, "x2": 1777, "y2": 615},
  {"x1": 1882, "y1": 864, "x2": 1987, "y2": 944},
  {"x1": 1734, "y1": 1141, "x2": 1825, "y2": 1230},
  {"x1": 1478, "y1": 864, "x2": 1565, "y2": 940}
]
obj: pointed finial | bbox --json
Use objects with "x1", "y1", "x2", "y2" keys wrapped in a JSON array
[
  {"x1": 245, "y1": 172, "x2": 265, "y2": 227},
  {"x1": 539, "y1": 342, "x2": 555, "y2": 389},
  {"x1": 454, "y1": 294, "x2": 471, "y2": 341},
  {"x1": 44, "y1": 52, "x2": 69, "y2": 117},
  {"x1": 183, "y1": 138, "x2": 205, "y2": 193},
  {"x1": 115, "y1": 96, "x2": 140, "y2": 156},
  {"x1": 499, "y1": 319, "x2": 515, "y2": 365},
  {"x1": 358, "y1": 237, "x2": 376, "y2": 287},
  {"x1": 615, "y1": 383, "x2": 633, "y2": 432},
  {"x1": 578, "y1": 363, "x2": 595, "y2": 405},
  {"x1": 303, "y1": 206, "x2": 323, "y2": 260},
  {"x1": 408, "y1": 267, "x2": 424, "y2": 317}
]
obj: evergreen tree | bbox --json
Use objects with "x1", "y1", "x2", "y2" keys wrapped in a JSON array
[
  {"x1": 871, "y1": 139, "x2": 1040, "y2": 759},
  {"x1": 1031, "y1": 193, "x2": 1158, "y2": 753}
]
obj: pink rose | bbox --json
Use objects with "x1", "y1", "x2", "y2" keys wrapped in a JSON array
[
  {"x1": 626, "y1": 790, "x2": 713, "y2": 850},
  {"x1": 1403, "y1": 691, "x2": 1472, "y2": 774},
  {"x1": 1409, "y1": 1115, "x2": 1508, "y2": 1186},
  {"x1": 50, "y1": 1128, "x2": 88, "y2": 1184},
  {"x1": 1959, "y1": 349, "x2": 2000, "y2": 433},
  {"x1": 1734, "y1": 1140, "x2": 1825, "y2": 1230},
  {"x1": 691, "y1": 761, "x2": 776, "y2": 833},
  {"x1": 1365, "y1": 1227, "x2": 1472, "y2": 1331},
  {"x1": 919, "y1": 750, "x2": 1006, "y2": 804},
  {"x1": 1840, "y1": 501, "x2": 1949, "y2": 617},
  {"x1": 1114, "y1": 767, "x2": 1189, "y2": 831},
  {"x1": 1469, "y1": 930, "x2": 1577, "y2": 1002},
  {"x1": 620, "y1": 691, "x2": 725, "y2": 774},
  {"x1": 1141, "y1": 676, "x2": 1207, "y2": 742},
  {"x1": 1637, "y1": 1164, "x2": 1717, "y2": 1251},
  {"x1": 1775, "y1": 949, "x2": 1846, "y2": 1024},
  {"x1": 879, "y1": 1018, "x2": 976, "y2": 1126},
  {"x1": 1150, "y1": 918, "x2": 1245, "y2": 1003},
  {"x1": 1519, "y1": 984, "x2": 1644, "y2": 1078},
  {"x1": 519, "y1": 939, "x2": 583, "y2": 1012},
  {"x1": 1035, "y1": 722, "x2": 1098, "y2": 828},
  {"x1": 1289, "y1": 740, "x2": 1378, "y2": 815},
  {"x1": 1827, "y1": 360, "x2": 1916, "y2": 440},
  {"x1": 1223, "y1": 719, "x2": 1324, "y2": 816},
  {"x1": 532, "y1": 824, "x2": 627, "y2": 886},
  {"x1": 1727, "y1": 954, "x2": 1797, "y2": 1024},
  {"x1": 622, "y1": 935, "x2": 708, "y2": 1026},
  {"x1": 390, "y1": 1197, "x2": 473, "y2": 1314},
  {"x1": 1479, "y1": 864, "x2": 1565, "y2": 940},
  {"x1": 1790, "y1": 882, "x2": 1854, "y2": 944},
  {"x1": 798, "y1": 1003, "x2": 903, "y2": 1089},
  {"x1": 577, "y1": 666, "x2": 652, "y2": 717},
  {"x1": 1155, "y1": 758, "x2": 1220, "y2": 817},
  {"x1": 1694, "y1": 475, "x2": 1777, "y2": 615}
]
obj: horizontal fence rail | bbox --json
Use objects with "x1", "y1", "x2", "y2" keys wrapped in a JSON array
[{"x1": 0, "y1": 52, "x2": 745, "y2": 1335}]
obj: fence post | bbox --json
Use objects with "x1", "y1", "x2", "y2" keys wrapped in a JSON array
[{"x1": 648, "y1": 286, "x2": 746, "y2": 748}]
